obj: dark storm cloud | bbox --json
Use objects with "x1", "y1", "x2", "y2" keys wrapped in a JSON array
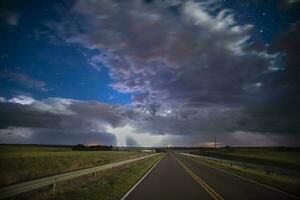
[
  {"x1": 52, "y1": 0, "x2": 300, "y2": 138},
  {"x1": 2, "y1": 0, "x2": 298, "y2": 146},
  {"x1": 0, "y1": 127, "x2": 116, "y2": 145},
  {"x1": 273, "y1": 22, "x2": 300, "y2": 86},
  {"x1": 243, "y1": 21, "x2": 300, "y2": 135},
  {"x1": 0, "y1": 96, "x2": 126, "y2": 130},
  {"x1": 0, "y1": 94, "x2": 299, "y2": 146},
  {"x1": 278, "y1": 0, "x2": 300, "y2": 10},
  {"x1": 0, "y1": 96, "x2": 123, "y2": 145}
]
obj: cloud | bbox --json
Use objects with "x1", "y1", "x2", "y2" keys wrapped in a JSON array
[
  {"x1": 0, "y1": 96, "x2": 123, "y2": 145},
  {"x1": 0, "y1": 96, "x2": 126, "y2": 129},
  {"x1": 157, "y1": 131, "x2": 300, "y2": 147},
  {"x1": 281, "y1": 0, "x2": 300, "y2": 6},
  {"x1": 0, "y1": 127, "x2": 33, "y2": 138},
  {"x1": 277, "y1": 0, "x2": 300, "y2": 13},
  {"x1": 0, "y1": 96, "x2": 188, "y2": 146},
  {"x1": 0, "y1": 97, "x2": 7, "y2": 103},
  {"x1": 43, "y1": 0, "x2": 300, "y2": 145},
  {"x1": 0, "y1": 95, "x2": 298, "y2": 146},
  {"x1": 0, "y1": 127, "x2": 116, "y2": 145},
  {"x1": 1, "y1": 0, "x2": 298, "y2": 146},
  {"x1": 8, "y1": 96, "x2": 36, "y2": 105},
  {"x1": 55, "y1": 0, "x2": 274, "y2": 110},
  {"x1": 126, "y1": 136, "x2": 140, "y2": 147},
  {"x1": 273, "y1": 22, "x2": 300, "y2": 86},
  {"x1": 0, "y1": 71, "x2": 49, "y2": 92}
]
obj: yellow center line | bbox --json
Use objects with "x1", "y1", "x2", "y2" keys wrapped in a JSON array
[{"x1": 174, "y1": 155, "x2": 224, "y2": 200}]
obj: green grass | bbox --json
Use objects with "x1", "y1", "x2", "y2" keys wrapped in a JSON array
[
  {"x1": 0, "y1": 145, "x2": 151, "y2": 187},
  {"x1": 10, "y1": 154, "x2": 163, "y2": 200},
  {"x1": 193, "y1": 148, "x2": 300, "y2": 171},
  {"x1": 186, "y1": 155, "x2": 300, "y2": 197}
]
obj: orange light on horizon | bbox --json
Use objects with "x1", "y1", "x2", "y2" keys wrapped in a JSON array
[{"x1": 86, "y1": 142, "x2": 100, "y2": 146}]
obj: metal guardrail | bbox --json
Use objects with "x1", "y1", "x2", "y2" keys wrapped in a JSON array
[
  {"x1": 180, "y1": 153, "x2": 300, "y2": 177},
  {"x1": 0, "y1": 153, "x2": 160, "y2": 200}
]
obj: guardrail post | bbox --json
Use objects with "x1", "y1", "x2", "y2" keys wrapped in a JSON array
[
  {"x1": 52, "y1": 183, "x2": 56, "y2": 192},
  {"x1": 93, "y1": 172, "x2": 96, "y2": 177}
]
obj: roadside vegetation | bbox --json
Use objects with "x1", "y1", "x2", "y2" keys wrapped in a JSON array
[
  {"x1": 193, "y1": 147, "x2": 300, "y2": 171},
  {"x1": 189, "y1": 147, "x2": 300, "y2": 197},
  {"x1": 0, "y1": 145, "x2": 151, "y2": 187},
  {"x1": 8, "y1": 154, "x2": 163, "y2": 200}
]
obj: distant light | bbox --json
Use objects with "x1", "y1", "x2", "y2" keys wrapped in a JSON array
[{"x1": 87, "y1": 143, "x2": 99, "y2": 146}]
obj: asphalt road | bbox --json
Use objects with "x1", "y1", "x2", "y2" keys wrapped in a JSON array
[{"x1": 124, "y1": 152, "x2": 298, "y2": 200}]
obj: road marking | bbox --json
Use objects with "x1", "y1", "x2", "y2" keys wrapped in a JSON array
[
  {"x1": 174, "y1": 156, "x2": 224, "y2": 200},
  {"x1": 120, "y1": 155, "x2": 164, "y2": 200},
  {"x1": 181, "y1": 153, "x2": 300, "y2": 200}
]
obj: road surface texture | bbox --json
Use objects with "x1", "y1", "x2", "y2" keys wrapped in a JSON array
[{"x1": 124, "y1": 152, "x2": 298, "y2": 200}]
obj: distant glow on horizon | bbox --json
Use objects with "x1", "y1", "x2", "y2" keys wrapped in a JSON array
[{"x1": 87, "y1": 143, "x2": 100, "y2": 146}]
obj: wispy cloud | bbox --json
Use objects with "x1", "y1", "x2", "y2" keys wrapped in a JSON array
[
  {"x1": 8, "y1": 95, "x2": 36, "y2": 105},
  {"x1": 0, "y1": 70, "x2": 49, "y2": 92}
]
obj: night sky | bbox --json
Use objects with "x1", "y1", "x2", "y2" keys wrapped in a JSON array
[{"x1": 0, "y1": 0, "x2": 299, "y2": 147}]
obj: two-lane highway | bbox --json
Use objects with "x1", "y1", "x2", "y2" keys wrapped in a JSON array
[
  {"x1": 124, "y1": 152, "x2": 298, "y2": 200},
  {"x1": 125, "y1": 152, "x2": 214, "y2": 200}
]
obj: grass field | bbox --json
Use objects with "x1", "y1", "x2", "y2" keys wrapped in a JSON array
[
  {"x1": 0, "y1": 145, "x2": 151, "y2": 187},
  {"x1": 9, "y1": 154, "x2": 163, "y2": 200},
  {"x1": 189, "y1": 148, "x2": 300, "y2": 196},
  {"x1": 193, "y1": 148, "x2": 300, "y2": 171}
]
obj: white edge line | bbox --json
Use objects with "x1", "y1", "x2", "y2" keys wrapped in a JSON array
[
  {"x1": 120, "y1": 154, "x2": 163, "y2": 200},
  {"x1": 180, "y1": 153, "x2": 300, "y2": 200}
]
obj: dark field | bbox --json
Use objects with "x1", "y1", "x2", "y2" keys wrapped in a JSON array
[
  {"x1": 7, "y1": 154, "x2": 163, "y2": 200},
  {"x1": 192, "y1": 147, "x2": 300, "y2": 171},
  {"x1": 0, "y1": 145, "x2": 151, "y2": 187},
  {"x1": 189, "y1": 147, "x2": 300, "y2": 196}
]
